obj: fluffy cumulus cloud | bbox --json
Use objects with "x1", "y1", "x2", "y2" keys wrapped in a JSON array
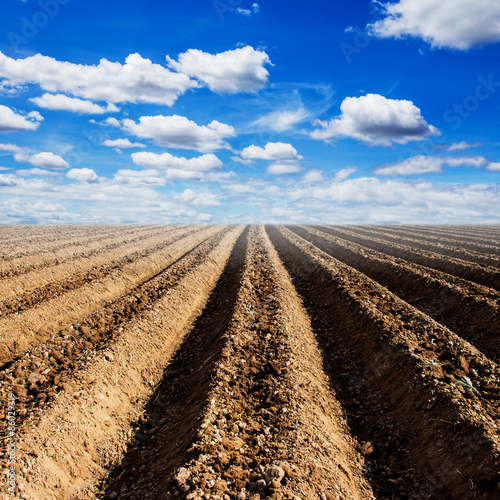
[
  {"x1": 113, "y1": 169, "x2": 166, "y2": 186},
  {"x1": 27, "y1": 152, "x2": 69, "y2": 170},
  {"x1": 118, "y1": 115, "x2": 236, "y2": 152},
  {"x1": 267, "y1": 161, "x2": 302, "y2": 175},
  {"x1": 367, "y1": 0, "x2": 500, "y2": 50},
  {"x1": 166, "y1": 46, "x2": 271, "y2": 93},
  {"x1": 0, "y1": 200, "x2": 72, "y2": 223},
  {"x1": 132, "y1": 151, "x2": 230, "y2": 182},
  {"x1": 102, "y1": 138, "x2": 146, "y2": 149},
  {"x1": 374, "y1": 155, "x2": 488, "y2": 176},
  {"x1": 0, "y1": 51, "x2": 196, "y2": 106},
  {"x1": 487, "y1": 162, "x2": 500, "y2": 172},
  {"x1": 0, "y1": 173, "x2": 19, "y2": 186},
  {"x1": 284, "y1": 178, "x2": 500, "y2": 224},
  {"x1": 0, "y1": 143, "x2": 68, "y2": 169},
  {"x1": 66, "y1": 168, "x2": 99, "y2": 183},
  {"x1": 176, "y1": 188, "x2": 220, "y2": 206},
  {"x1": 311, "y1": 94, "x2": 439, "y2": 146},
  {"x1": 30, "y1": 93, "x2": 120, "y2": 114},
  {"x1": 0, "y1": 105, "x2": 43, "y2": 131},
  {"x1": 301, "y1": 169, "x2": 324, "y2": 184},
  {"x1": 132, "y1": 151, "x2": 222, "y2": 171},
  {"x1": 240, "y1": 142, "x2": 303, "y2": 160}
]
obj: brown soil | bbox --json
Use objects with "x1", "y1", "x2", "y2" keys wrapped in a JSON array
[
  {"x1": 288, "y1": 225, "x2": 500, "y2": 363},
  {"x1": 0, "y1": 226, "x2": 221, "y2": 366},
  {"x1": 316, "y1": 226, "x2": 500, "y2": 291},
  {"x1": 359, "y1": 226, "x2": 500, "y2": 255},
  {"x1": 340, "y1": 226, "x2": 500, "y2": 268},
  {"x1": 1, "y1": 225, "x2": 499, "y2": 500}
]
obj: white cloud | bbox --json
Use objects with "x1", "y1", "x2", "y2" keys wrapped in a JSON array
[
  {"x1": 28, "y1": 152, "x2": 69, "y2": 170},
  {"x1": 301, "y1": 169, "x2": 324, "y2": 184},
  {"x1": 132, "y1": 151, "x2": 222, "y2": 171},
  {"x1": 119, "y1": 115, "x2": 235, "y2": 152},
  {"x1": 196, "y1": 213, "x2": 213, "y2": 222},
  {"x1": 113, "y1": 169, "x2": 166, "y2": 186},
  {"x1": 334, "y1": 167, "x2": 357, "y2": 181},
  {"x1": 367, "y1": 0, "x2": 500, "y2": 50},
  {"x1": 487, "y1": 162, "x2": 500, "y2": 172},
  {"x1": 311, "y1": 94, "x2": 439, "y2": 146},
  {"x1": 267, "y1": 161, "x2": 302, "y2": 175},
  {"x1": 0, "y1": 144, "x2": 69, "y2": 169},
  {"x1": 0, "y1": 173, "x2": 19, "y2": 186},
  {"x1": 166, "y1": 46, "x2": 271, "y2": 93},
  {"x1": 240, "y1": 142, "x2": 303, "y2": 160},
  {"x1": 103, "y1": 117, "x2": 121, "y2": 128},
  {"x1": 0, "y1": 143, "x2": 25, "y2": 156},
  {"x1": 176, "y1": 188, "x2": 220, "y2": 206},
  {"x1": 30, "y1": 93, "x2": 120, "y2": 114},
  {"x1": 102, "y1": 138, "x2": 146, "y2": 149},
  {"x1": 235, "y1": 3, "x2": 260, "y2": 15},
  {"x1": 0, "y1": 51, "x2": 196, "y2": 105},
  {"x1": 445, "y1": 156, "x2": 487, "y2": 168},
  {"x1": 66, "y1": 168, "x2": 100, "y2": 183},
  {"x1": 252, "y1": 107, "x2": 311, "y2": 132},
  {"x1": 374, "y1": 155, "x2": 488, "y2": 176},
  {"x1": 231, "y1": 156, "x2": 255, "y2": 165},
  {"x1": 443, "y1": 141, "x2": 482, "y2": 152},
  {"x1": 16, "y1": 168, "x2": 58, "y2": 176},
  {"x1": 0, "y1": 199, "x2": 74, "y2": 223},
  {"x1": 0, "y1": 105, "x2": 43, "y2": 131}
]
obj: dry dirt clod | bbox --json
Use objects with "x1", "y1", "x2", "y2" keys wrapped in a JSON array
[
  {"x1": 174, "y1": 467, "x2": 190, "y2": 485},
  {"x1": 264, "y1": 465, "x2": 285, "y2": 483}
]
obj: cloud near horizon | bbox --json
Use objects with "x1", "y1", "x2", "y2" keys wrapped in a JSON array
[{"x1": 374, "y1": 155, "x2": 488, "y2": 176}]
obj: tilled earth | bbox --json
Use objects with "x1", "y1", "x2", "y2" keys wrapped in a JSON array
[{"x1": 0, "y1": 224, "x2": 499, "y2": 500}]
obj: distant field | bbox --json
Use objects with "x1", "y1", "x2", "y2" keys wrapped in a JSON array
[{"x1": 1, "y1": 225, "x2": 499, "y2": 499}]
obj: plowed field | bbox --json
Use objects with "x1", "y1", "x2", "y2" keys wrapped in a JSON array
[{"x1": 1, "y1": 225, "x2": 499, "y2": 500}]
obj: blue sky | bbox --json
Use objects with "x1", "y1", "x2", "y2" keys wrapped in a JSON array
[{"x1": 0, "y1": 0, "x2": 500, "y2": 224}]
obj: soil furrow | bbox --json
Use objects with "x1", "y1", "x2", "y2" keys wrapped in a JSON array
[
  {"x1": 0, "y1": 226, "x2": 202, "y2": 315},
  {"x1": 3, "y1": 226, "x2": 244, "y2": 500},
  {"x1": 125, "y1": 225, "x2": 373, "y2": 500},
  {"x1": 290, "y1": 225, "x2": 500, "y2": 363},
  {"x1": 394, "y1": 226, "x2": 500, "y2": 244},
  {"x1": 342, "y1": 226, "x2": 500, "y2": 268},
  {"x1": 0, "y1": 226, "x2": 131, "y2": 259},
  {"x1": 316, "y1": 225, "x2": 500, "y2": 290},
  {"x1": 0, "y1": 227, "x2": 232, "y2": 419},
  {"x1": 267, "y1": 225, "x2": 500, "y2": 500},
  {"x1": 0, "y1": 225, "x2": 178, "y2": 279},
  {"x1": 99, "y1": 227, "x2": 251, "y2": 499},
  {"x1": 0, "y1": 226, "x2": 221, "y2": 367},
  {"x1": 363, "y1": 226, "x2": 500, "y2": 254}
]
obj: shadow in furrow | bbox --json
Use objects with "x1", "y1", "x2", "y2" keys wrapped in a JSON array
[
  {"x1": 99, "y1": 227, "x2": 249, "y2": 500},
  {"x1": 288, "y1": 225, "x2": 500, "y2": 364}
]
